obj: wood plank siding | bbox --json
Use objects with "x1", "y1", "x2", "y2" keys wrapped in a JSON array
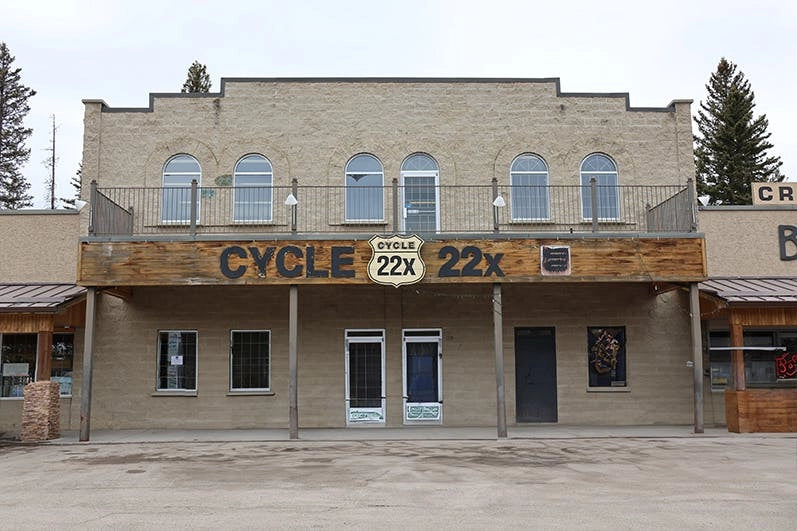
[{"x1": 78, "y1": 237, "x2": 706, "y2": 286}]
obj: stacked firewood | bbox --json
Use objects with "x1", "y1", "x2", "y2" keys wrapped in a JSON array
[{"x1": 20, "y1": 381, "x2": 61, "y2": 441}]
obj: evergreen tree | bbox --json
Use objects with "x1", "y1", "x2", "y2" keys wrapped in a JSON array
[
  {"x1": 181, "y1": 61, "x2": 211, "y2": 93},
  {"x1": 60, "y1": 162, "x2": 81, "y2": 208},
  {"x1": 0, "y1": 42, "x2": 35, "y2": 209},
  {"x1": 694, "y1": 58, "x2": 784, "y2": 205}
]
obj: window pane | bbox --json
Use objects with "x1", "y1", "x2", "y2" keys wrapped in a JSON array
[
  {"x1": 404, "y1": 175, "x2": 437, "y2": 232},
  {"x1": 1, "y1": 334, "x2": 37, "y2": 398},
  {"x1": 231, "y1": 331, "x2": 270, "y2": 390},
  {"x1": 587, "y1": 327, "x2": 626, "y2": 387},
  {"x1": 511, "y1": 156, "x2": 549, "y2": 220},
  {"x1": 157, "y1": 332, "x2": 197, "y2": 390},
  {"x1": 406, "y1": 342, "x2": 438, "y2": 403},
  {"x1": 349, "y1": 342, "x2": 382, "y2": 408},
  {"x1": 161, "y1": 187, "x2": 195, "y2": 223},
  {"x1": 163, "y1": 155, "x2": 200, "y2": 223},
  {"x1": 402, "y1": 154, "x2": 438, "y2": 171},
  {"x1": 236, "y1": 154, "x2": 272, "y2": 174},
  {"x1": 164, "y1": 155, "x2": 200, "y2": 174},
  {"x1": 346, "y1": 154, "x2": 382, "y2": 173},
  {"x1": 51, "y1": 333, "x2": 74, "y2": 396},
  {"x1": 345, "y1": 172, "x2": 383, "y2": 220},
  {"x1": 581, "y1": 174, "x2": 619, "y2": 220}
]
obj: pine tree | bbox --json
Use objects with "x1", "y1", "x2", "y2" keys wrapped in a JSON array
[
  {"x1": 694, "y1": 58, "x2": 784, "y2": 205},
  {"x1": 60, "y1": 162, "x2": 81, "y2": 209},
  {"x1": 0, "y1": 42, "x2": 35, "y2": 209},
  {"x1": 181, "y1": 61, "x2": 211, "y2": 93}
]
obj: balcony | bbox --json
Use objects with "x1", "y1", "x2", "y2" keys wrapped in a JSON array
[{"x1": 86, "y1": 178, "x2": 697, "y2": 239}]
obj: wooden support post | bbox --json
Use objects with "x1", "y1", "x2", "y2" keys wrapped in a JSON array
[
  {"x1": 689, "y1": 283, "x2": 704, "y2": 433},
  {"x1": 730, "y1": 312, "x2": 746, "y2": 391},
  {"x1": 288, "y1": 285, "x2": 299, "y2": 439},
  {"x1": 493, "y1": 284, "x2": 507, "y2": 438},
  {"x1": 36, "y1": 331, "x2": 54, "y2": 382},
  {"x1": 79, "y1": 287, "x2": 98, "y2": 442}
]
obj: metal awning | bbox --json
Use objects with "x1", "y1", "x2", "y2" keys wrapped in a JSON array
[
  {"x1": 0, "y1": 284, "x2": 87, "y2": 312},
  {"x1": 699, "y1": 277, "x2": 797, "y2": 304}
]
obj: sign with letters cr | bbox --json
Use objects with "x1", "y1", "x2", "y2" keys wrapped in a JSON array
[{"x1": 367, "y1": 234, "x2": 426, "y2": 287}]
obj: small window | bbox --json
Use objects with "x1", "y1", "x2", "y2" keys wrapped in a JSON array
[
  {"x1": 233, "y1": 154, "x2": 273, "y2": 223},
  {"x1": 587, "y1": 327, "x2": 626, "y2": 387},
  {"x1": 345, "y1": 154, "x2": 384, "y2": 221},
  {"x1": 0, "y1": 333, "x2": 37, "y2": 398},
  {"x1": 510, "y1": 154, "x2": 550, "y2": 220},
  {"x1": 580, "y1": 153, "x2": 619, "y2": 221},
  {"x1": 157, "y1": 331, "x2": 197, "y2": 391},
  {"x1": 162, "y1": 154, "x2": 201, "y2": 224},
  {"x1": 51, "y1": 333, "x2": 74, "y2": 396},
  {"x1": 230, "y1": 330, "x2": 270, "y2": 391}
]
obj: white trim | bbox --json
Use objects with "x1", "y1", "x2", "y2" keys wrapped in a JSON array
[
  {"x1": 229, "y1": 329, "x2": 271, "y2": 392},
  {"x1": 400, "y1": 171, "x2": 440, "y2": 232},
  {"x1": 344, "y1": 329, "x2": 386, "y2": 425},
  {"x1": 402, "y1": 328, "x2": 443, "y2": 424}
]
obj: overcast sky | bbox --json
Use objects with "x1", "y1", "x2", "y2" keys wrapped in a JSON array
[{"x1": 4, "y1": 0, "x2": 795, "y2": 208}]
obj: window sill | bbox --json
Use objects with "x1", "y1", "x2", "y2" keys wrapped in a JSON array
[
  {"x1": 151, "y1": 390, "x2": 197, "y2": 397},
  {"x1": 227, "y1": 390, "x2": 274, "y2": 396},
  {"x1": 0, "y1": 397, "x2": 24, "y2": 401},
  {"x1": 578, "y1": 221, "x2": 635, "y2": 226},
  {"x1": 586, "y1": 386, "x2": 630, "y2": 393},
  {"x1": 336, "y1": 220, "x2": 388, "y2": 226},
  {"x1": 508, "y1": 219, "x2": 553, "y2": 225}
]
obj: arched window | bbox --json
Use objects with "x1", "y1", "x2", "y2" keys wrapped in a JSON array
[
  {"x1": 580, "y1": 153, "x2": 619, "y2": 221},
  {"x1": 401, "y1": 153, "x2": 439, "y2": 232},
  {"x1": 162, "y1": 154, "x2": 200, "y2": 223},
  {"x1": 345, "y1": 154, "x2": 384, "y2": 221},
  {"x1": 510, "y1": 154, "x2": 549, "y2": 220},
  {"x1": 233, "y1": 154, "x2": 273, "y2": 222}
]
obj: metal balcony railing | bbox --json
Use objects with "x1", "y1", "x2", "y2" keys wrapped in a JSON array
[{"x1": 87, "y1": 178, "x2": 696, "y2": 238}]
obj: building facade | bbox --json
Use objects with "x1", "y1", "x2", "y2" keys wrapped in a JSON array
[{"x1": 6, "y1": 79, "x2": 713, "y2": 437}]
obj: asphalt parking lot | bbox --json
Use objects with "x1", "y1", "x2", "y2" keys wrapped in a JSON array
[{"x1": 1, "y1": 436, "x2": 795, "y2": 529}]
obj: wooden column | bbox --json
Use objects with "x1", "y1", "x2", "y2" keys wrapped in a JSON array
[
  {"x1": 288, "y1": 285, "x2": 299, "y2": 439},
  {"x1": 689, "y1": 283, "x2": 704, "y2": 433},
  {"x1": 79, "y1": 287, "x2": 98, "y2": 442},
  {"x1": 36, "y1": 331, "x2": 54, "y2": 382},
  {"x1": 730, "y1": 311, "x2": 746, "y2": 391},
  {"x1": 493, "y1": 284, "x2": 507, "y2": 438}
]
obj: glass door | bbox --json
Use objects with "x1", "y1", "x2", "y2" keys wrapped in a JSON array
[
  {"x1": 345, "y1": 330, "x2": 385, "y2": 424},
  {"x1": 402, "y1": 172, "x2": 439, "y2": 233},
  {"x1": 402, "y1": 329, "x2": 442, "y2": 423}
]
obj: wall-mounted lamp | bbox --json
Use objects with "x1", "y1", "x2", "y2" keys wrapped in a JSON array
[
  {"x1": 284, "y1": 193, "x2": 298, "y2": 206},
  {"x1": 492, "y1": 195, "x2": 506, "y2": 208},
  {"x1": 74, "y1": 199, "x2": 89, "y2": 211},
  {"x1": 697, "y1": 195, "x2": 710, "y2": 206}
]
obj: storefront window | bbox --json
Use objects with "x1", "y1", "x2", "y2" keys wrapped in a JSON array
[
  {"x1": 157, "y1": 331, "x2": 197, "y2": 391},
  {"x1": 1, "y1": 333, "x2": 38, "y2": 398},
  {"x1": 51, "y1": 334, "x2": 74, "y2": 396},
  {"x1": 708, "y1": 330, "x2": 797, "y2": 389},
  {"x1": 587, "y1": 327, "x2": 627, "y2": 387}
]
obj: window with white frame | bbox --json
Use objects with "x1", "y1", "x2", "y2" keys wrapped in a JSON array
[
  {"x1": 580, "y1": 153, "x2": 620, "y2": 221},
  {"x1": 162, "y1": 154, "x2": 201, "y2": 224},
  {"x1": 0, "y1": 333, "x2": 37, "y2": 398},
  {"x1": 157, "y1": 331, "x2": 197, "y2": 391},
  {"x1": 230, "y1": 330, "x2": 270, "y2": 391},
  {"x1": 233, "y1": 154, "x2": 273, "y2": 223},
  {"x1": 345, "y1": 154, "x2": 384, "y2": 221},
  {"x1": 510, "y1": 154, "x2": 550, "y2": 220}
]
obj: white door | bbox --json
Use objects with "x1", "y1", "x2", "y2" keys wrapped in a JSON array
[
  {"x1": 401, "y1": 171, "x2": 439, "y2": 233},
  {"x1": 402, "y1": 329, "x2": 442, "y2": 423},
  {"x1": 345, "y1": 330, "x2": 385, "y2": 424}
]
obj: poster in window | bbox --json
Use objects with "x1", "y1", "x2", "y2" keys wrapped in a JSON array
[{"x1": 588, "y1": 326, "x2": 626, "y2": 387}]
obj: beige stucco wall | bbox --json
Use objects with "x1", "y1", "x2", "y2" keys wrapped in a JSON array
[
  {"x1": 0, "y1": 211, "x2": 79, "y2": 283},
  {"x1": 699, "y1": 206, "x2": 797, "y2": 277},
  {"x1": 73, "y1": 283, "x2": 693, "y2": 430},
  {"x1": 82, "y1": 80, "x2": 694, "y2": 198}
]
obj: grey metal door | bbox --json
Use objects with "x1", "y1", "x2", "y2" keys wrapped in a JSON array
[{"x1": 515, "y1": 327, "x2": 558, "y2": 422}]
